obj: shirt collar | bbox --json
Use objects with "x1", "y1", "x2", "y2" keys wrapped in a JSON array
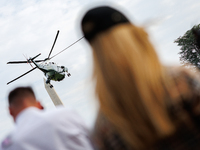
[{"x1": 15, "y1": 107, "x2": 40, "y2": 125}]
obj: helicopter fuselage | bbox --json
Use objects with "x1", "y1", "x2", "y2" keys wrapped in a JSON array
[{"x1": 32, "y1": 60, "x2": 70, "y2": 83}]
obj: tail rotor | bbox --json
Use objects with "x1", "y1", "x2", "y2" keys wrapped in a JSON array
[{"x1": 23, "y1": 54, "x2": 34, "y2": 68}]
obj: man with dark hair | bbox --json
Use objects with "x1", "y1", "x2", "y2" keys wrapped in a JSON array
[
  {"x1": 1, "y1": 86, "x2": 93, "y2": 150},
  {"x1": 8, "y1": 87, "x2": 43, "y2": 122}
]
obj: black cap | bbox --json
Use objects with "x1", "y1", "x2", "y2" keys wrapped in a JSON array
[{"x1": 81, "y1": 6, "x2": 129, "y2": 41}]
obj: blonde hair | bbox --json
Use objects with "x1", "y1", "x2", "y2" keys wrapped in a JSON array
[{"x1": 90, "y1": 23, "x2": 175, "y2": 149}]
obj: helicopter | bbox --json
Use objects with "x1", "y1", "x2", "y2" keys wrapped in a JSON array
[{"x1": 6, "y1": 30, "x2": 82, "y2": 86}]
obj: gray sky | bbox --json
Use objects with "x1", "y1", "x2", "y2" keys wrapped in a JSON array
[{"x1": 1, "y1": 0, "x2": 200, "y2": 141}]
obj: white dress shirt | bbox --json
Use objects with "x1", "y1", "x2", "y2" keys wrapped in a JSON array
[{"x1": 1, "y1": 107, "x2": 94, "y2": 150}]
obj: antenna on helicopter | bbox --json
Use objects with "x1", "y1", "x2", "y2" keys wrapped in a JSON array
[{"x1": 50, "y1": 36, "x2": 84, "y2": 60}]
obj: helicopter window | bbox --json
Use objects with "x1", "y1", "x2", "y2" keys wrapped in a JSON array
[
  {"x1": 52, "y1": 62, "x2": 54, "y2": 64},
  {"x1": 61, "y1": 66, "x2": 64, "y2": 68}
]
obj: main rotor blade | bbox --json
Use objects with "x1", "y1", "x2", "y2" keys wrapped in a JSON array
[
  {"x1": 48, "y1": 30, "x2": 59, "y2": 59},
  {"x1": 7, "y1": 67, "x2": 37, "y2": 85},
  {"x1": 7, "y1": 60, "x2": 44, "y2": 64},
  {"x1": 35, "y1": 60, "x2": 45, "y2": 63},
  {"x1": 7, "y1": 61, "x2": 29, "y2": 64}
]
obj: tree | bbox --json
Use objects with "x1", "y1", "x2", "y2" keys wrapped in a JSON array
[{"x1": 174, "y1": 24, "x2": 200, "y2": 70}]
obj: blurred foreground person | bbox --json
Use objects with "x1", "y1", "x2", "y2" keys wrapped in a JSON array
[
  {"x1": 1, "y1": 86, "x2": 93, "y2": 150},
  {"x1": 81, "y1": 6, "x2": 200, "y2": 150}
]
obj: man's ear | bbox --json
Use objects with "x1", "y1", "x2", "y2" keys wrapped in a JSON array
[
  {"x1": 9, "y1": 106, "x2": 13, "y2": 117},
  {"x1": 36, "y1": 101, "x2": 44, "y2": 110}
]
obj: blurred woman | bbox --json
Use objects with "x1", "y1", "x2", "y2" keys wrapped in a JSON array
[{"x1": 81, "y1": 6, "x2": 200, "y2": 150}]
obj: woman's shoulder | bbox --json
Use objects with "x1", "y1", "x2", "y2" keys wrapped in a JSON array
[
  {"x1": 166, "y1": 66, "x2": 200, "y2": 111},
  {"x1": 166, "y1": 66, "x2": 200, "y2": 94},
  {"x1": 166, "y1": 66, "x2": 200, "y2": 78},
  {"x1": 91, "y1": 112, "x2": 130, "y2": 150},
  {"x1": 165, "y1": 66, "x2": 200, "y2": 128}
]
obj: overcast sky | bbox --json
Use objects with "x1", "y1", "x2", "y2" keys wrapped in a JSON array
[{"x1": 1, "y1": 0, "x2": 200, "y2": 141}]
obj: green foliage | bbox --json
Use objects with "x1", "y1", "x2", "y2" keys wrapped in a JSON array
[{"x1": 174, "y1": 24, "x2": 200, "y2": 69}]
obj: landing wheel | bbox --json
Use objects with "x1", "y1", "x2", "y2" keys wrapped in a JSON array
[
  {"x1": 50, "y1": 85, "x2": 53, "y2": 88},
  {"x1": 67, "y1": 73, "x2": 71, "y2": 77},
  {"x1": 46, "y1": 79, "x2": 51, "y2": 84}
]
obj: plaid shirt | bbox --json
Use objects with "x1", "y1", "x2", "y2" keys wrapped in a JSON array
[{"x1": 91, "y1": 67, "x2": 200, "y2": 150}]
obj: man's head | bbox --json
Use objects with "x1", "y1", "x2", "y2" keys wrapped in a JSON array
[{"x1": 8, "y1": 86, "x2": 43, "y2": 122}]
